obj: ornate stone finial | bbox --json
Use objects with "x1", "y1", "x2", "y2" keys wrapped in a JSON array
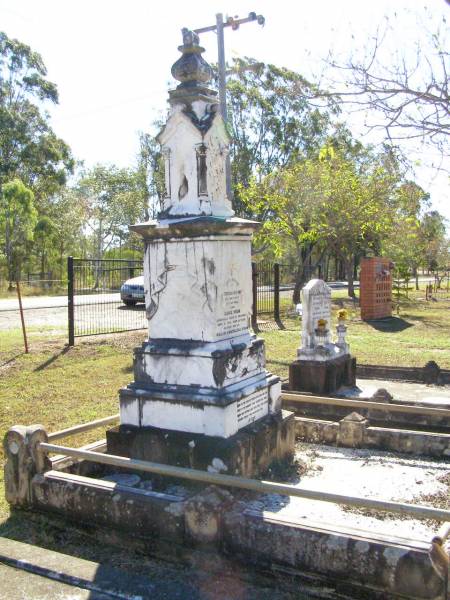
[{"x1": 171, "y1": 28, "x2": 213, "y2": 88}]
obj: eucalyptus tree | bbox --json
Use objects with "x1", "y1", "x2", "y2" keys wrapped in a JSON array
[
  {"x1": 314, "y1": 146, "x2": 400, "y2": 297},
  {"x1": 0, "y1": 178, "x2": 37, "y2": 287},
  {"x1": 0, "y1": 32, "x2": 73, "y2": 200},
  {"x1": 226, "y1": 58, "x2": 336, "y2": 216},
  {"x1": 76, "y1": 164, "x2": 148, "y2": 262},
  {"x1": 241, "y1": 141, "x2": 402, "y2": 299},
  {"x1": 239, "y1": 161, "x2": 325, "y2": 302}
]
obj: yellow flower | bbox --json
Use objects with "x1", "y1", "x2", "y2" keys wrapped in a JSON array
[
  {"x1": 317, "y1": 318, "x2": 327, "y2": 328},
  {"x1": 337, "y1": 309, "x2": 348, "y2": 321}
]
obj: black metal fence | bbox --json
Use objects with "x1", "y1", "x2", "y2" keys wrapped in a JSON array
[
  {"x1": 250, "y1": 261, "x2": 319, "y2": 328},
  {"x1": 68, "y1": 257, "x2": 146, "y2": 344},
  {"x1": 67, "y1": 258, "x2": 304, "y2": 344},
  {"x1": 433, "y1": 271, "x2": 450, "y2": 299}
]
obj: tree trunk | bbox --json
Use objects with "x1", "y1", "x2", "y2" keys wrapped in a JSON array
[
  {"x1": 413, "y1": 267, "x2": 419, "y2": 291},
  {"x1": 5, "y1": 219, "x2": 14, "y2": 291},
  {"x1": 292, "y1": 247, "x2": 305, "y2": 304},
  {"x1": 292, "y1": 266, "x2": 303, "y2": 304},
  {"x1": 40, "y1": 249, "x2": 45, "y2": 282},
  {"x1": 344, "y1": 256, "x2": 356, "y2": 298},
  {"x1": 94, "y1": 220, "x2": 103, "y2": 290},
  {"x1": 59, "y1": 242, "x2": 64, "y2": 280}
]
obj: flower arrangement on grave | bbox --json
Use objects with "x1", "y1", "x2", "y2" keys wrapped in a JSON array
[
  {"x1": 314, "y1": 318, "x2": 329, "y2": 346},
  {"x1": 337, "y1": 309, "x2": 348, "y2": 322},
  {"x1": 336, "y1": 310, "x2": 348, "y2": 350}
]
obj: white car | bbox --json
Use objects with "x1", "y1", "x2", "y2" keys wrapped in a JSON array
[{"x1": 120, "y1": 275, "x2": 145, "y2": 306}]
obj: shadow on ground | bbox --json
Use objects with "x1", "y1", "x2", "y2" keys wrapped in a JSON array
[
  {"x1": 0, "y1": 510, "x2": 306, "y2": 599},
  {"x1": 34, "y1": 346, "x2": 71, "y2": 371},
  {"x1": 365, "y1": 317, "x2": 413, "y2": 333}
]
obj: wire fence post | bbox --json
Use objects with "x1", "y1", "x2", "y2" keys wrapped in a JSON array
[
  {"x1": 16, "y1": 280, "x2": 29, "y2": 353},
  {"x1": 274, "y1": 263, "x2": 280, "y2": 323},
  {"x1": 67, "y1": 256, "x2": 75, "y2": 346},
  {"x1": 251, "y1": 262, "x2": 258, "y2": 331}
]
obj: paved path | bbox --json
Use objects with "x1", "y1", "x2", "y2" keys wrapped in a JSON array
[
  {"x1": 0, "y1": 294, "x2": 146, "y2": 333},
  {"x1": 352, "y1": 378, "x2": 450, "y2": 405},
  {"x1": 0, "y1": 293, "x2": 120, "y2": 312}
]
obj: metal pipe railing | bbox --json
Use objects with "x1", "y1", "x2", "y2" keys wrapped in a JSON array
[
  {"x1": 48, "y1": 414, "x2": 119, "y2": 441},
  {"x1": 282, "y1": 392, "x2": 450, "y2": 418},
  {"x1": 39, "y1": 442, "x2": 450, "y2": 522}
]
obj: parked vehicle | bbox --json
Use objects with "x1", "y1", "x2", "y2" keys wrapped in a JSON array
[{"x1": 120, "y1": 275, "x2": 145, "y2": 306}]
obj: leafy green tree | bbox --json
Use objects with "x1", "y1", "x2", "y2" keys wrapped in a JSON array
[
  {"x1": 239, "y1": 160, "x2": 325, "y2": 303},
  {"x1": 382, "y1": 182, "x2": 430, "y2": 289},
  {"x1": 47, "y1": 188, "x2": 88, "y2": 278},
  {"x1": 137, "y1": 130, "x2": 165, "y2": 219},
  {"x1": 34, "y1": 215, "x2": 56, "y2": 280},
  {"x1": 420, "y1": 210, "x2": 448, "y2": 274},
  {"x1": 242, "y1": 142, "x2": 401, "y2": 300},
  {"x1": 0, "y1": 178, "x2": 37, "y2": 288},
  {"x1": 0, "y1": 32, "x2": 73, "y2": 199},
  {"x1": 315, "y1": 146, "x2": 399, "y2": 297},
  {"x1": 77, "y1": 164, "x2": 148, "y2": 263},
  {"x1": 226, "y1": 58, "x2": 336, "y2": 216}
]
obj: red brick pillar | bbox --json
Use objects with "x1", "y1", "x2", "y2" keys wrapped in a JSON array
[{"x1": 360, "y1": 257, "x2": 393, "y2": 320}]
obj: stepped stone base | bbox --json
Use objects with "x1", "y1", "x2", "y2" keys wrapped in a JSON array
[
  {"x1": 106, "y1": 410, "x2": 295, "y2": 478},
  {"x1": 289, "y1": 354, "x2": 356, "y2": 395}
]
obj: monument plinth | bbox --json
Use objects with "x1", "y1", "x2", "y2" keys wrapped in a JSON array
[
  {"x1": 289, "y1": 279, "x2": 356, "y2": 395},
  {"x1": 107, "y1": 29, "x2": 294, "y2": 475}
]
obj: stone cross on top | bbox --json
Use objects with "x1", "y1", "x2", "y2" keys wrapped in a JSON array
[{"x1": 157, "y1": 28, "x2": 234, "y2": 220}]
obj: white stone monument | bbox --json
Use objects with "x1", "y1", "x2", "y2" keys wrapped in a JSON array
[
  {"x1": 298, "y1": 279, "x2": 347, "y2": 361},
  {"x1": 108, "y1": 29, "x2": 294, "y2": 474}
]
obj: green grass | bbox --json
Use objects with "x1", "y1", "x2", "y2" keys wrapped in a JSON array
[{"x1": 0, "y1": 283, "x2": 67, "y2": 298}]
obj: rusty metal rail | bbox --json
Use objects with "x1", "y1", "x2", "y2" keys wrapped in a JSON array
[
  {"x1": 39, "y1": 442, "x2": 450, "y2": 523},
  {"x1": 48, "y1": 414, "x2": 119, "y2": 441},
  {"x1": 282, "y1": 392, "x2": 450, "y2": 418}
]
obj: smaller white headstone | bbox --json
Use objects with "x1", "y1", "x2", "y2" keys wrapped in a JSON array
[
  {"x1": 298, "y1": 279, "x2": 347, "y2": 361},
  {"x1": 301, "y1": 279, "x2": 331, "y2": 350}
]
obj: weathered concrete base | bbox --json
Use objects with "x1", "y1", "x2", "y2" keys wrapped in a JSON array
[
  {"x1": 25, "y1": 475, "x2": 445, "y2": 599},
  {"x1": 106, "y1": 410, "x2": 295, "y2": 478},
  {"x1": 32, "y1": 470, "x2": 185, "y2": 542},
  {"x1": 223, "y1": 506, "x2": 442, "y2": 600},
  {"x1": 295, "y1": 414, "x2": 450, "y2": 457},
  {"x1": 289, "y1": 354, "x2": 356, "y2": 395}
]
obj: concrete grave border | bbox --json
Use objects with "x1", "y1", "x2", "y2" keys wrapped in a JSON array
[{"x1": 3, "y1": 416, "x2": 450, "y2": 599}]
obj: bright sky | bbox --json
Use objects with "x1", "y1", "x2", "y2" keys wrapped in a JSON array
[{"x1": 1, "y1": 0, "x2": 449, "y2": 221}]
